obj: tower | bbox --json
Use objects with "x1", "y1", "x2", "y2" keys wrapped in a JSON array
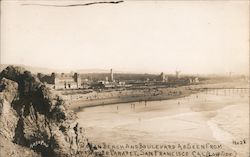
[
  {"x1": 110, "y1": 69, "x2": 114, "y2": 82},
  {"x1": 51, "y1": 72, "x2": 56, "y2": 84},
  {"x1": 229, "y1": 72, "x2": 233, "y2": 78},
  {"x1": 73, "y1": 73, "x2": 81, "y2": 88},
  {"x1": 160, "y1": 72, "x2": 165, "y2": 82},
  {"x1": 160, "y1": 72, "x2": 168, "y2": 82},
  {"x1": 175, "y1": 70, "x2": 181, "y2": 79}
]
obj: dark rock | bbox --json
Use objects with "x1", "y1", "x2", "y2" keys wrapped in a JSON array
[
  {"x1": 0, "y1": 66, "x2": 99, "y2": 157},
  {"x1": 0, "y1": 78, "x2": 19, "y2": 140}
]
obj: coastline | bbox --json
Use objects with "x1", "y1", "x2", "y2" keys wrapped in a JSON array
[
  {"x1": 76, "y1": 89, "x2": 249, "y2": 157},
  {"x1": 66, "y1": 86, "x2": 201, "y2": 111},
  {"x1": 60, "y1": 81, "x2": 248, "y2": 112},
  {"x1": 70, "y1": 92, "x2": 195, "y2": 112}
]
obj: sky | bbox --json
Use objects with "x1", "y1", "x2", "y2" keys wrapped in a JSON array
[{"x1": 1, "y1": 0, "x2": 249, "y2": 75}]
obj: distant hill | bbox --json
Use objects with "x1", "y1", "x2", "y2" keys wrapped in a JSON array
[
  {"x1": 0, "y1": 64, "x2": 125, "y2": 75},
  {"x1": 0, "y1": 64, "x2": 68, "y2": 74}
]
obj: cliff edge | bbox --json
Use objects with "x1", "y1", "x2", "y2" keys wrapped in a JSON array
[{"x1": 0, "y1": 66, "x2": 99, "y2": 157}]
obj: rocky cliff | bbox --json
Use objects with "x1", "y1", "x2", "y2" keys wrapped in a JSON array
[{"x1": 0, "y1": 66, "x2": 99, "y2": 157}]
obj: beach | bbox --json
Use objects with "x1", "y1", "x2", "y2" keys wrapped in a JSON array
[
  {"x1": 54, "y1": 81, "x2": 247, "y2": 111},
  {"x1": 50, "y1": 81, "x2": 250, "y2": 156},
  {"x1": 76, "y1": 89, "x2": 249, "y2": 157}
]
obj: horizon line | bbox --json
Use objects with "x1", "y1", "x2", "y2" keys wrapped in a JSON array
[{"x1": 0, "y1": 63, "x2": 248, "y2": 76}]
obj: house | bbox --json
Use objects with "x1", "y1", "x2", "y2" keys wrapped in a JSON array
[{"x1": 38, "y1": 72, "x2": 82, "y2": 89}]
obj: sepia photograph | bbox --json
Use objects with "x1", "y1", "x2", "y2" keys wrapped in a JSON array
[{"x1": 0, "y1": 0, "x2": 249, "y2": 157}]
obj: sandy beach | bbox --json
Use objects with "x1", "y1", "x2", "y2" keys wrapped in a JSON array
[
  {"x1": 50, "y1": 81, "x2": 250, "y2": 156},
  {"x1": 76, "y1": 89, "x2": 249, "y2": 157},
  {"x1": 55, "y1": 81, "x2": 248, "y2": 111},
  {"x1": 68, "y1": 86, "x2": 199, "y2": 111}
]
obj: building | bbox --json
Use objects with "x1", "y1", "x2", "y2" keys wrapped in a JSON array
[
  {"x1": 54, "y1": 73, "x2": 81, "y2": 89},
  {"x1": 194, "y1": 77, "x2": 199, "y2": 83},
  {"x1": 189, "y1": 77, "x2": 199, "y2": 84},
  {"x1": 38, "y1": 72, "x2": 82, "y2": 89}
]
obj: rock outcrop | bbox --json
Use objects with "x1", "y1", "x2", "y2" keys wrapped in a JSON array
[{"x1": 0, "y1": 66, "x2": 99, "y2": 157}]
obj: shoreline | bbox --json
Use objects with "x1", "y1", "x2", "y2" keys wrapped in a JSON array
[
  {"x1": 71, "y1": 93, "x2": 193, "y2": 112},
  {"x1": 63, "y1": 81, "x2": 248, "y2": 112},
  {"x1": 76, "y1": 91, "x2": 249, "y2": 157},
  {"x1": 69, "y1": 88, "x2": 201, "y2": 112}
]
